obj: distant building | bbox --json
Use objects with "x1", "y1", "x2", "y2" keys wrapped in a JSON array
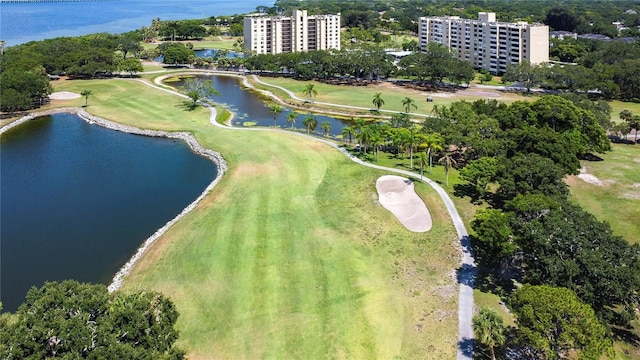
[
  {"x1": 578, "y1": 33, "x2": 611, "y2": 41},
  {"x1": 550, "y1": 31, "x2": 578, "y2": 40},
  {"x1": 418, "y1": 12, "x2": 549, "y2": 74},
  {"x1": 244, "y1": 10, "x2": 341, "y2": 55}
]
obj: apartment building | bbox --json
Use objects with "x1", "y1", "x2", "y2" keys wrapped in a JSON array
[
  {"x1": 418, "y1": 12, "x2": 548, "y2": 74},
  {"x1": 244, "y1": 10, "x2": 341, "y2": 55}
]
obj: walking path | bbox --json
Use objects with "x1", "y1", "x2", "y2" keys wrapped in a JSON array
[
  {"x1": 139, "y1": 75, "x2": 476, "y2": 359},
  {"x1": 249, "y1": 74, "x2": 430, "y2": 118}
]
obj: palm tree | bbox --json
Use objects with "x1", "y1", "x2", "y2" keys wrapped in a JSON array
[
  {"x1": 438, "y1": 151, "x2": 457, "y2": 186},
  {"x1": 341, "y1": 126, "x2": 355, "y2": 144},
  {"x1": 372, "y1": 92, "x2": 385, "y2": 111},
  {"x1": 473, "y1": 308, "x2": 506, "y2": 360},
  {"x1": 269, "y1": 104, "x2": 283, "y2": 127},
  {"x1": 392, "y1": 128, "x2": 409, "y2": 158},
  {"x1": 370, "y1": 128, "x2": 385, "y2": 162},
  {"x1": 303, "y1": 83, "x2": 318, "y2": 103},
  {"x1": 401, "y1": 96, "x2": 417, "y2": 114},
  {"x1": 417, "y1": 152, "x2": 428, "y2": 180},
  {"x1": 287, "y1": 111, "x2": 298, "y2": 128},
  {"x1": 80, "y1": 89, "x2": 92, "y2": 107},
  {"x1": 424, "y1": 132, "x2": 445, "y2": 173},
  {"x1": 302, "y1": 115, "x2": 317, "y2": 134},
  {"x1": 320, "y1": 121, "x2": 331, "y2": 137},
  {"x1": 356, "y1": 125, "x2": 373, "y2": 154}
]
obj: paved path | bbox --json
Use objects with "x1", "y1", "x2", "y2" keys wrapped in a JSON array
[
  {"x1": 250, "y1": 74, "x2": 430, "y2": 118},
  {"x1": 138, "y1": 75, "x2": 476, "y2": 359}
]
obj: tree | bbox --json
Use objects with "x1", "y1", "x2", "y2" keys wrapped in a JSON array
[
  {"x1": 423, "y1": 132, "x2": 445, "y2": 172},
  {"x1": 471, "y1": 208, "x2": 515, "y2": 262},
  {"x1": 620, "y1": 110, "x2": 640, "y2": 142},
  {"x1": 320, "y1": 121, "x2": 331, "y2": 137},
  {"x1": 118, "y1": 58, "x2": 144, "y2": 76},
  {"x1": 472, "y1": 308, "x2": 506, "y2": 360},
  {"x1": 502, "y1": 60, "x2": 545, "y2": 91},
  {"x1": 372, "y1": 92, "x2": 385, "y2": 110},
  {"x1": 458, "y1": 156, "x2": 499, "y2": 202},
  {"x1": 161, "y1": 43, "x2": 195, "y2": 66},
  {"x1": 545, "y1": 7, "x2": 581, "y2": 32},
  {"x1": 269, "y1": 104, "x2": 283, "y2": 127},
  {"x1": 302, "y1": 83, "x2": 318, "y2": 102},
  {"x1": 0, "y1": 88, "x2": 32, "y2": 113},
  {"x1": 287, "y1": 111, "x2": 298, "y2": 128},
  {"x1": 342, "y1": 126, "x2": 355, "y2": 144},
  {"x1": 510, "y1": 285, "x2": 612, "y2": 360},
  {"x1": 495, "y1": 154, "x2": 569, "y2": 201},
  {"x1": 505, "y1": 196, "x2": 640, "y2": 321},
  {"x1": 302, "y1": 115, "x2": 317, "y2": 134},
  {"x1": 401, "y1": 96, "x2": 417, "y2": 114},
  {"x1": 181, "y1": 78, "x2": 220, "y2": 109},
  {"x1": 80, "y1": 89, "x2": 92, "y2": 107},
  {"x1": 479, "y1": 70, "x2": 493, "y2": 84},
  {"x1": 0, "y1": 280, "x2": 185, "y2": 359},
  {"x1": 438, "y1": 152, "x2": 457, "y2": 186}
]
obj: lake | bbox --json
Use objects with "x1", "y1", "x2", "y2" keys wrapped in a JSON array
[
  {"x1": 0, "y1": 113, "x2": 218, "y2": 312},
  {"x1": 0, "y1": 0, "x2": 273, "y2": 46}
]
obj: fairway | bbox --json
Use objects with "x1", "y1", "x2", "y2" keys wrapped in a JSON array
[
  {"x1": 566, "y1": 143, "x2": 640, "y2": 244},
  {"x1": 250, "y1": 76, "x2": 529, "y2": 117},
  {"x1": 49, "y1": 78, "x2": 461, "y2": 358}
]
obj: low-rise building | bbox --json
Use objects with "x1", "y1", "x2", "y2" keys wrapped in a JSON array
[
  {"x1": 418, "y1": 12, "x2": 549, "y2": 74},
  {"x1": 244, "y1": 10, "x2": 341, "y2": 55}
]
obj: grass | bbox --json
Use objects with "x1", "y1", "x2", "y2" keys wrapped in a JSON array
[
  {"x1": 610, "y1": 100, "x2": 640, "y2": 123},
  {"x1": 566, "y1": 143, "x2": 640, "y2": 244},
  {"x1": 470, "y1": 72, "x2": 509, "y2": 87},
  {"x1": 140, "y1": 36, "x2": 241, "y2": 52},
  {"x1": 47, "y1": 77, "x2": 461, "y2": 359},
  {"x1": 251, "y1": 76, "x2": 531, "y2": 119}
]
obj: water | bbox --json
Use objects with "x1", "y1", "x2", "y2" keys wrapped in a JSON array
[
  {"x1": 177, "y1": 75, "x2": 355, "y2": 136},
  {"x1": 0, "y1": 113, "x2": 217, "y2": 312},
  {"x1": 0, "y1": 0, "x2": 272, "y2": 46},
  {"x1": 155, "y1": 49, "x2": 243, "y2": 63}
]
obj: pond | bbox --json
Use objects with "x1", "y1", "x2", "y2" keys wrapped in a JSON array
[
  {"x1": 172, "y1": 74, "x2": 359, "y2": 136},
  {"x1": 0, "y1": 114, "x2": 217, "y2": 312}
]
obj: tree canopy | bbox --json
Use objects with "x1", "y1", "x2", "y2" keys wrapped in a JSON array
[
  {"x1": 0, "y1": 281, "x2": 185, "y2": 359},
  {"x1": 510, "y1": 285, "x2": 612, "y2": 360}
]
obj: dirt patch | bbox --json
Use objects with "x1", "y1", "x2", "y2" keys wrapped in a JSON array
[
  {"x1": 49, "y1": 91, "x2": 81, "y2": 100},
  {"x1": 577, "y1": 167, "x2": 605, "y2": 186}
]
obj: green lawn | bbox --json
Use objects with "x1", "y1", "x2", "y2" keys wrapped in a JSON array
[
  {"x1": 49, "y1": 78, "x2": 461, "y2": 359},
  {"x1": 610, "y1": 100, "x2": 640, "y2": 123},
  {"x1": 567, "y1": 143, "x2": 640, "y2": 244},
  {"x1": 252, "y1": 76, "x2": 530, "y2": 119}
]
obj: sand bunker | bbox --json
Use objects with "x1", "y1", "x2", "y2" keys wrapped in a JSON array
[
  {"x1": 49, "y1": 91, "x2": 81, "y2": 100},
  {"x1": 376, "y1": 175, "x2": 432, "y2": 232}
]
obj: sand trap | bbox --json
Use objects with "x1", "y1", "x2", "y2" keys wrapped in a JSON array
[
  {"x1": 376, "y1": 175, "x2": 432, "y2": 232},
  {"x1": 49, "y1": 91, "x2": 81, "y2": 100}
]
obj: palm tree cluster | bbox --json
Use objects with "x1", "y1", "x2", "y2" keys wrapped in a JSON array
[{"x1": 345, "y1": 117, "x2": 448, "y2": 177}]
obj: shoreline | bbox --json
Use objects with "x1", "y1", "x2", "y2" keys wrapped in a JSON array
[{"x1": 0, "y1": 107, "x2": 227, "y2": 293}]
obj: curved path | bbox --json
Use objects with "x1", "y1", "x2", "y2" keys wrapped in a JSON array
[
  {"x1": 139, "y1": 75, "x2": 476, "y2": 359},
  {"x1": 250, "y1": 74, "x2": 430, "y2": 118}
]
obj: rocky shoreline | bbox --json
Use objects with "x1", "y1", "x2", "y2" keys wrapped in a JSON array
[{"x1": 0, "y1": 107, "x2": 227, "y2": 292}]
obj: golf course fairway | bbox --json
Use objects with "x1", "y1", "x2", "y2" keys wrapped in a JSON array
[{"x1": 48, "y1": 78, "x2": 461, "y2": 359}]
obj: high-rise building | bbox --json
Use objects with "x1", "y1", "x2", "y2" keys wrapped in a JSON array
[
  {"x1": 244, "y1": 10, "x2": 341, "y2": 55},
  {"x1": 418, "y1": 12, "x2": 548, "y2": 74}
]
